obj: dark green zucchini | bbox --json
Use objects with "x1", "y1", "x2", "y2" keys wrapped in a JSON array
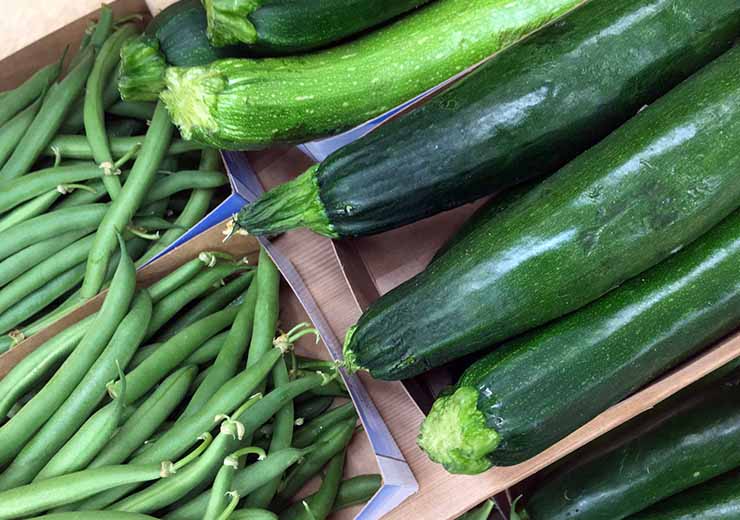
[
  {"x1": 519, "y1": 372, "x2": 740, "y2": 520},
  {"x1": 418, "y1": 205, "x2": 740, "y2": 473},
  {"x1": 204, "y1": 0, "x2": 431, "y2": 54},
  {"x1": 237, "y1": 0, "x2": 740, "y2": 238},
  {"x1": 630, "y1": 469, "x2": 740, "y2": 520},
  {"x1": 118, "y1": 0, "x2": 247, "y2": 100},
  {"x1": 342, "y1": 44, "x2": 740, "y2": 381}
]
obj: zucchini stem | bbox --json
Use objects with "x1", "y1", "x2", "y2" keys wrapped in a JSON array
[{"x1": 235, "y1": 165, "x2": 336, "y2": 238}]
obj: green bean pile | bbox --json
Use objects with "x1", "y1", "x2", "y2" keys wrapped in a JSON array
[
  {"x1": 0, "y1": 242, "x2": 380, "y2": 519},
  {"x1": 0, "y1": 7, "x2": 228, "y2": 351}
]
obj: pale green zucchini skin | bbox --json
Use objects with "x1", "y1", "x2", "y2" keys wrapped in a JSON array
[
  {"x1": 343, "y1": 45, "x2": 740, "y2": 381},
  {"x1": 161, "y1": 0, "x2": 583, "y2": 149}
]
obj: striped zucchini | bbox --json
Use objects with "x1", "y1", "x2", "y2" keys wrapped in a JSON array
[{"x1": 161, "y1": 0, "x2": 584, "y2": 148}]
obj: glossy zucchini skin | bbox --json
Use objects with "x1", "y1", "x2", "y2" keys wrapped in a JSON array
[
  {"x1": 343, "y1": 45, "x2": 740, "y2": 381},
  {"x1": 147, "y1": 0, "x2": 242, "y2": 66},
  {"x1": 237, "y1": 0, "x2": 740, "y2": 238},
  {"x1": 206, "y1": 0, "x2": 431, "y2": 54},
  {"x1": 630, "y1": 469, "x2": 740, "y2": 520},
  {"x1": 163, "y1": 0, "x2": 583, "y2": 149},
  {"x1": 418, "y1": 206, "x2": 740, "y2": 473},
  {"x1": 522, "y1": 376, "x2": 740, "y2": 520}
]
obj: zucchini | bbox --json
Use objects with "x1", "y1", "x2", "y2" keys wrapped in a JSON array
[
  {"x1": 236, "y1": 0, "x2": 740, "y2": 238},
  {"x1": 204, "y1": 0, "x2": 431, "y2": 53},
  {"x1": 342, "y1": 45, "x2": 740, "y2": 381},
  {"x1": 161, "y1": 0, "x2": 584, "y2": 149},
  {"x1": 630, "y1": 469, "x2": 740, "y2": 520},
  {"x1": 519, "y1": 372, "x2": 740, "y2": 520},
  {"x1": 118, "y1": 0, "x2": 247, "y2": 101},
  {"x1": 417, "y1": 205, "x2": 740, "y2": 473}
]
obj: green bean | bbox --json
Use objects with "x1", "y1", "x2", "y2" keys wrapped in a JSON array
[
  {"x1": 0, "y1": 261, "x2": 87, "y2": 336},
  {"x1": 182, "y1": 281, "x2": 258, "y2": 417},
  {"x1": 82, "y1": 101, "x2": 174, "y2": 298},
  {"x1": 91, "y1": 365, "x2": 198, "y2": 468},
  {"x1": 0, "y1": 57, "x2": 61, "y2": 127},
  {"x1": 145, "y1": 261, "x2": 246, "y2": 339},
  {"x1": 247, "y1": 248, "x2": 280, "y2": 396},
  {"x1": 61, "y1": 65, "x2": 123, "y2": 134},
  {"x1": 37, "y1": 367, "x2": 132, "y2": 479},
  {"x1": 0, "y1": 291, "x2": 151, "y2": 488},
  {"x1": 85, "y1": 24, "x2": 140, "y2": 199},
  {"x1": 0, "y1": 239, "x2": 145, "y2": 351},
  {"x1": 164, "y1": 448, "x2": 309, "y2": 520},
  {"x1": 185, "y1": 330, "x2": 230, "y2": 365},
  {"x1": 246, "y1": 356, "x2": 294, "y2": 508},
  {"x1": 0, "y1": 233, "x2": 96, "y2": 315},
  {"x1": 293, "y1": 401, "x2": 357, "y2": 449},
  {"x1": 27, "y1": 513, "x2": 158, "y2": 520},
  {"x1": 0, "y1": 315, "x2": 92, "y2": 418},
  {"x1": 127, "y1": 342, "x2": 163, "y2": 368},
  {"x1": 81, "y1": 359, "x2": 311, "y2": 511},
  {"x1": 111, "y1": 403, "x2": 265, "y2": 514},
  {"x1": 135, "y1": 347, "x2": 297, "y2": 463},
  {"x1": 281, "y1": 450, "x2": 346, "y2": 520},
  {"x1": 0, "y1": 47, "x2": 94, "y2": 180},
  {"x1": 0, "y1": 95, "x2": 43, "y2": 168},
  {"x1": 0, "y1": 464, "x2": 168, "y2": 519},
  {"x1": 282, "y1": 474, "x2": 382, "y2": 516},
  {"x1": 203, "y1": 453, "x2": 241, "y2": 520},
  {"x1": 231, "y1": 510, "x2": 278, "y2": 520},
  {"x1": 0, "y1": 190, "x2": 61, "y2": 232},
  {"x1": 0, "y1": 165, "x2": 105, "y2": 212},
  {"x1": 146, "y1": 256, "x2": 206, "y2": 303},
  {"x1": 294, "y1": 397, "x2": 333, "y2": 424},
  {"x1": 44, "y1": 135, "x2": 203, "y2": 160},
  {"x1": 0, "y1": 203, "x2": 107, "y2": 261},
  {"x1": 0, "y1": 235, "x2": 135, "y2": 469},
  {"x1": 157, "y1": 273, "x2": 254, "y2": 339},
  {"x1": 299, "y1": 376, "x2": 348, "y2": 400},
  {"x1": 90, "y1": 5, "x2": 114, "y2": 49},
  {"x1": 109, "y1": 307, "x2": 241, "y2": 404},
  {"x1": 108, "y1": 100, "x2": 156, "y2": 120},
  {"x1": 137, "y1": 148, "x2": 218, "y2": 263},
  {"x1": 143, "y1": 170, "x2": 227, "y2": 204},
  {"x1": 273, "y1": 418, "x2": 357, "y2": 511}
]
